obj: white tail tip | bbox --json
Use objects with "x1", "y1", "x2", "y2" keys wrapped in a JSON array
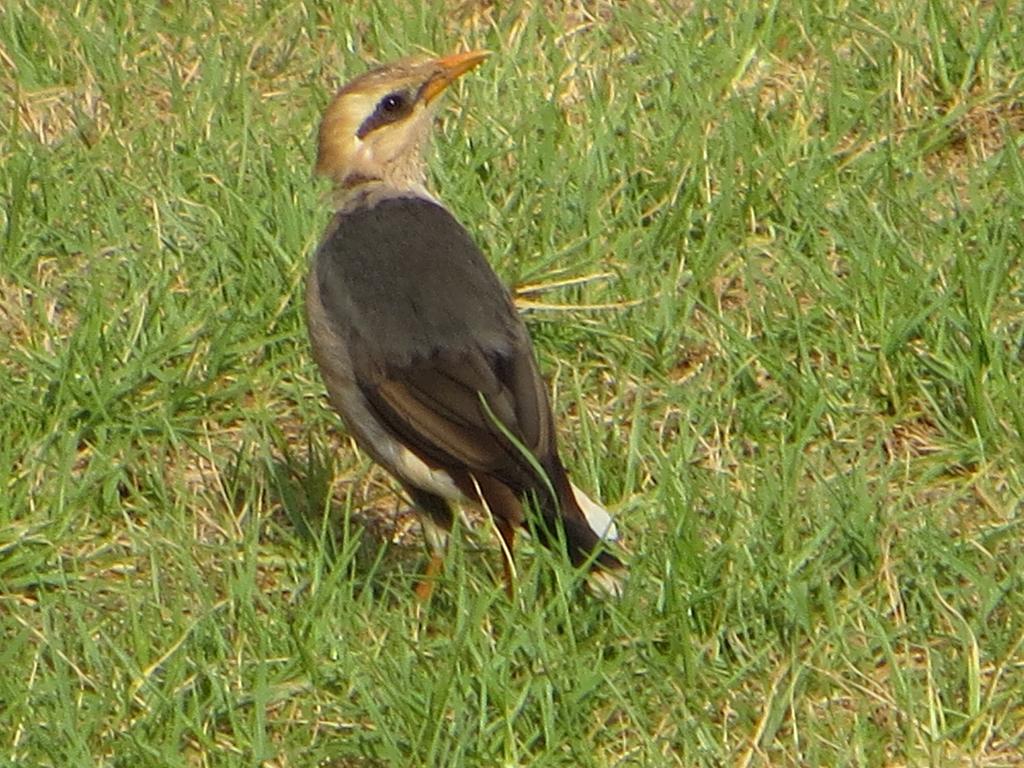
[
  {"x1": 587, "y1": 567, "x2": 626, "y2": 599},
  {"x1": 571, "y1": 483, "x2": 619, "y2": 541}
]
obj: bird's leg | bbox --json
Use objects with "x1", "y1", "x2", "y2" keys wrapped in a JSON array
[
  {"x1": 493, "y1": 516, "x2": 517, "y2": 599},
  {"x1": 406, "y1": 487, "x2": 453, "y2": 602},
  {"x1": 470, "y1": 475, "x2": 521, "y2": 599},
  {"x1": 415, "y1": 552, "x2": 444, "y2": 602}
]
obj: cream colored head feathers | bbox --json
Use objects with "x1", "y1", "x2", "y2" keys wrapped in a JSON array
[{"x1": 316, "y1": 50, "x2": 489, "y2": 197}]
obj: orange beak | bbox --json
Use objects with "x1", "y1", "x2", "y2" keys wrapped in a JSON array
[{"x1": 422, "y1": 50, "x2": 491, "y2": 104}]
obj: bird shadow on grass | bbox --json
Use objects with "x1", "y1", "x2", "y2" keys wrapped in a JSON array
[{"x1": 261, "y1": 433, "x2": 428, "y2": 601}]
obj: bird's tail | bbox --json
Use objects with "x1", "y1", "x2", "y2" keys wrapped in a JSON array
[
  {"x1": 539, "y1": 470, "x2": 626, "y2": 599},
  {"x1": 569, "y1": 482, "x2": 626, "y2": 598}
]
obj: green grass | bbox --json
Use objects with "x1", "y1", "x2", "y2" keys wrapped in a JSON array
[{"x1": 2, "y1": 0, "x2": 1023, "y2": 765}]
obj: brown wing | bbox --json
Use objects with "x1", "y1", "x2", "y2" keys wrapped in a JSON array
[{"x1": 355, "y1": 342, "x2": 553, "y2": 490}]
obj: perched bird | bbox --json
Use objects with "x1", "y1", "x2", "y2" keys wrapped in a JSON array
[{"x1": 306, "y1": 50, "x2": 625, "y2": 599}]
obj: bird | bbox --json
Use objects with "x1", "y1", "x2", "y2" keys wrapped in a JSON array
[{"x1": 305, "y1": 49, "x2": 625, "y2": 599}]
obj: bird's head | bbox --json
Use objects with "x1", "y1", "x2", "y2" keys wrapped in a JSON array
[{"x1": 316, "y1": 50, "x2": 490, "y2": 196}]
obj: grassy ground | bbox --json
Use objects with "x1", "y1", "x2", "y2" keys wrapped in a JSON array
[{"x1": 2, "y1": 1, "x2": 1023, "y2": 765}]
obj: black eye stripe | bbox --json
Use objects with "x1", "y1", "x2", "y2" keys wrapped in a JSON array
[{"x1": 356, "y1": 90, "x2": 414, "y2": 138}]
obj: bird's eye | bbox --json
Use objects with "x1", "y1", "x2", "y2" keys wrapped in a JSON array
[
  {"x1": 357, "y1": 91, "x2": 413, "y2": 138},
  {"x1": 380, "y1": 93, "x2": 406, "y2": 112}
]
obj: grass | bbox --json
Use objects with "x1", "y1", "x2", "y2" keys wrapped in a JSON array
[{"x1": 2, "y1": 0, "x2": 1023, "y2": 765}]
